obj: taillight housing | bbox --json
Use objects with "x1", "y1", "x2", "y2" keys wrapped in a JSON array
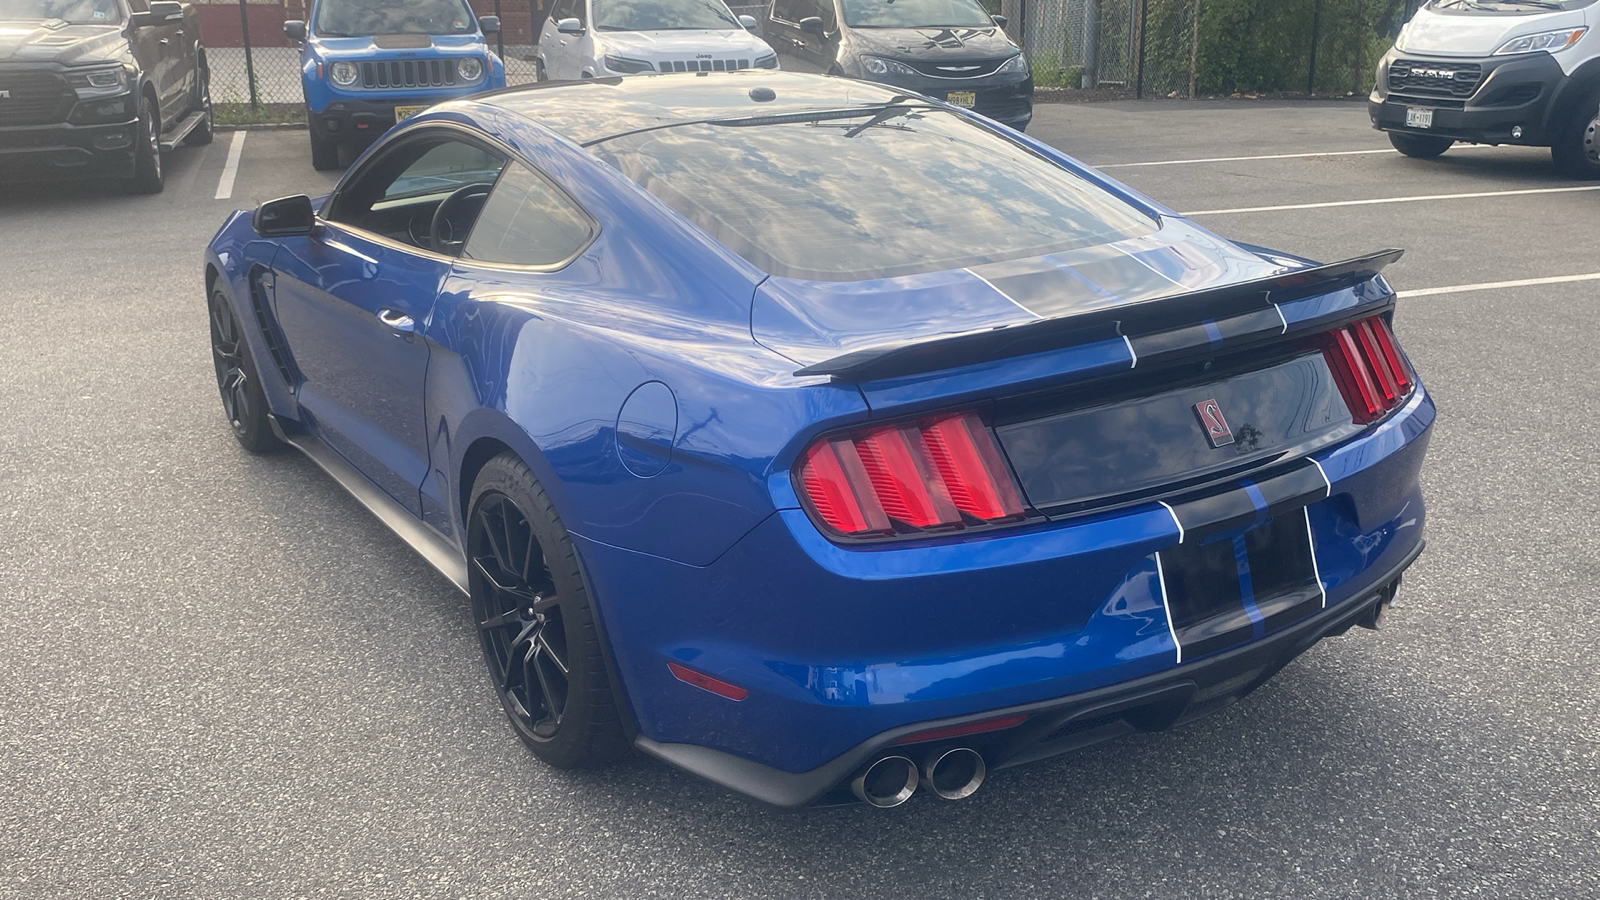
[
  {"x1": 1320, "y1": 315, "x2": 1415, "y2": 425},
  {"x1": 796, "y1": 411, "x2": 1028, "y2": 539}
]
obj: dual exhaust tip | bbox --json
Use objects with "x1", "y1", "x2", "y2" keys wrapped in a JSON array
[{"x1": 849, "y1": 747, "x2": 986, "y2": 808}]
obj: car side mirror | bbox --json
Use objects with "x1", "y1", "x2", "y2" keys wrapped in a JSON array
[
  {"x1": 557, "y1": 17, "x2": 584, "y2": 35},
  {"x1": 254, "y1": 195, "x2": 317, "y2": 237},
  {"x1": 798, "y1": 16, "x2": 824, "y2": 35},
  {"x1": 991, "y1": 14, "x2": 1008, "y2": 28},
  {"x1": 739, "y1": 13, "x2": 758, "y2": 32},
  {"x1": 284, "y1": 19, "x2": 306, "y2": 42},
  {"x1": 479, "y1": 15, "x2": 500, "y2": 34},
  {"x1": 133, "y1": 0, "x2": 181, "y2": 27}
]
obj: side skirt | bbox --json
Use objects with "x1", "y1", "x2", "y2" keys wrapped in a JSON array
[{"x1": 269, "y1": 414, "x2": 470, "y2": 594}]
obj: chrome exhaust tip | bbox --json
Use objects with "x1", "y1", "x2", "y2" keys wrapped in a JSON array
[
  {"x1": 850, "y1": 755, "x2": 919, "y2": 808},
  {"x1": 921, "y1": 747, "x2": 986, "y2": 801}
]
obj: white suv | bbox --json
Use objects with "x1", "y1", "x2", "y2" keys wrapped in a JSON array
[
  {"x1": 1369, "y1": 0, "x2": 1600, "y2": 176},
  {"x1": 536, "y1": 0, "x2": 779, "y2": 80}
]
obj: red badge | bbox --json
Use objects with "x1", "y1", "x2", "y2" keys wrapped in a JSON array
[{"x1": 1194, "y1": 399, "x2": 1235, "y2": 448}]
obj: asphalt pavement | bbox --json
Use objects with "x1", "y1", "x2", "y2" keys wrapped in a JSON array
[{"x1": 1, "y1": 99, "x2": 1597, "y2": 899}]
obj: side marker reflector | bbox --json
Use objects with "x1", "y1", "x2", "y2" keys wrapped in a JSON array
[{"x1": 667, "y1": 662, "x2": 749, "y2": 701}]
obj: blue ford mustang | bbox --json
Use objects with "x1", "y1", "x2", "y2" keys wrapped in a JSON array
[{"x1": 204, "y1": 72, "x2": 1432, "y2": 808}]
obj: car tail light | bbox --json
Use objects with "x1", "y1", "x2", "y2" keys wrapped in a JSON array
[
  {"x1": 1321, "y1": 315, "x2": 1415, "y2": 425},
  {"x1": 796, "y1": 412, "x2": 1026, "y2": 538}
]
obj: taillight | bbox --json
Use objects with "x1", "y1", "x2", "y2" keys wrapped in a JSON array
[
  {"x1": 1321, "y1": 315, "x2": 1415, "y2": 425},
  {"x1": 796, "y1": 412, "x2": 1026, "y2": 538}
]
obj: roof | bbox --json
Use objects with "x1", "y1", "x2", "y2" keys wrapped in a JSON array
[{"x1": 476, "y1": 71, "x2": 915, "y2": 146}]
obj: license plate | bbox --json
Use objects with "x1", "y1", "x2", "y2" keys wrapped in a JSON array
[
  {"x1": 1404, "y1": 107, "x2": 1433, "y2": 129},
  {"x1": 394, "y1": 104, "x2": 427, "y2": 122},
  {"x1": 946, "y1": 91, "x2": 976, "y2": 108}
]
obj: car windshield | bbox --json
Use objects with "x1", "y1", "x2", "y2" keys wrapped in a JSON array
[
  {"x1": 590, "y1": 107, "x2": 1156, "y2": 282},
  {"x1": 314, "y1": 0, "x2": 476, "y2": 36},
  {"x1": 593, "y1": 0, "x2": 738, "y2": 32},
  {"x1": 0, "y1": 0, "x2": 120, "y2": 24},
  {"x1": 841, "y1": 0, "x2": 993, "y2": 28}
]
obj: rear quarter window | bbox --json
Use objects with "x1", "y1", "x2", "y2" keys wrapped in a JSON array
[{"x1": 590, "y1": 107, "x2": 1157, "y2": 282}]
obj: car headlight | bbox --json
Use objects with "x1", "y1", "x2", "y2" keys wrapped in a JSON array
[
  {"x1": 66, "y1": 66, "x2": 129, "y2": 99},
  {"x1": 458, "y1": 56, "x2": 485, "y2": 81},
  {"x1": 603, "y1": 55, "x2": 655, "y2": 74},
  {"x1": 861, "y1": 55, "x2": 916, "y2": 76},
  {"x1": 755, "y1": 53, "x2": 778, "y2": 69},
  {"x1": 996, "y1": 53, "x2": 1027, "y2": 75},
  {"x1": 330, "y1": 61, "x2": 360, "y2": 86},
  {"x1": 1494, "y1": 27, "x2": 1587, "y2": 56}
]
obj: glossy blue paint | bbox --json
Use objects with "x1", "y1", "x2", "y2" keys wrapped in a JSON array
[{"x1": 203, "y1": 75, "x2": 1434, "y2": 797}]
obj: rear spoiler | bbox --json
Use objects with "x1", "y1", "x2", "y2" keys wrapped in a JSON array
[{"x1": 793, "y1": 249, "x2": 1405, "y2": 382}]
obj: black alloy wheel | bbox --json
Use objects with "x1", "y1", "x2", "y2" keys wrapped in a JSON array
[
  {"x1": 185, "y1": 58, "x2": 214, "y2": 146},
  {"x1": 470, "y1": 492, "x2": 570, "y2": 740},
  {"x1": 128, "y1": 92, "x2": 164, "y2": 194},
  {"x1": 207, "y1": 286, "x2": 278, "y2": 453},
  {"x1": 466, "y1": 453, "x2": 628, "y2": 768}
]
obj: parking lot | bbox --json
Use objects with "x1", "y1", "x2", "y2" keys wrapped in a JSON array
[{"x1": 2, "y1": 99, "x2": 1597, "y2": 898}]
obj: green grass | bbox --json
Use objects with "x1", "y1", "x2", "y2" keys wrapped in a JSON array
[{"x1": 213, "y1": 102, "x2": 305, "y2": 127}]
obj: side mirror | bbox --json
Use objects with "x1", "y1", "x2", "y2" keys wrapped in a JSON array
[
  {"x1": 254, "y1": 195, "x2": 317, "y2": 237},
  {"x1": 556, "y1": 17, "x2": 584, "y2": 35},
  {"x1": 739, "y1": 13, "x2": 758, "y2": 32},
  {"x1": 479, "y1": 15, "x2": 500, "y2": 34},
  {"x1": 284, "y1": 19, "x2": 306, "y2": 42},
  {"x1": 991, "y1": 14, "x2": 1008, "y2": 28},
  {"x1": 798, "y1": 16, "x2": 824, "y2": 35},
  {"x1": 133, "y1": 0, "x2": 181, "y2": 27}
]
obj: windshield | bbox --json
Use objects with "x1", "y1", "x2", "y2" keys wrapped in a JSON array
[
  {"x1": 841, "y1": 0, "x2": 994, "y2": 28},
  {"x1": 593, "y1": 0, "x2": 738, "y2": 32},
  {"x1": 1426, "y1": 0, "x2": 1597, "y2": 12},
  {"x1": 0, "y1": 0, "x2": 121, "y2": 24},
  {"x1": 590, "y1": 107, "x2": 1156, "y2": 282},
  {"x1": 314, "y1": 0, "x2": 476, "y2": 36}
]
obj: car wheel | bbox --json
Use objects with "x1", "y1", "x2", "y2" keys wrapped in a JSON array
[
  {"x1": 535, "y1": 58, "x2": 547, "y2": 82},
  {"x1": 208, "y1": 285, "x2": 280, "y2": 453},
  {"x1": 127, "y1": 92, "x2": 164, "y2": 194},
  {"x1": 1551, "y1": 91, "x2": 1600, "y2": 179},
  {"x1": 467, "y1": 453, "x2": 629, "y2": 769},
  {"x1": 1388, "y1": 131, "x2": 1452, "y2": 159},
  {"x1": 309, "y1": 128, "x2": 341, "y2": 171},
  {"x1": 184, "y1": 56, "x2": 214, "y2": 146}
]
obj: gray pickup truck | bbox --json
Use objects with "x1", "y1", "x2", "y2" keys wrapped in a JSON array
[{"x1": 0, "y1": 0, "x2": 212, "y2": 193}]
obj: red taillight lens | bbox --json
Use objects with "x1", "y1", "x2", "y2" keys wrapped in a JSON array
[
  {"x1": 796, "y1": 412, "x2": 1026, "y2": 538},
  {"x1": 1321, "y1": 315, "x2": 1415, "y2": 425}
]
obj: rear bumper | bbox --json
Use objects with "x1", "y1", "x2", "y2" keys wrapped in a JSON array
[
  {"x1": 577, "y1": 383, "x2": 1435, "y2": 803},
  {"x1": 1368, "y1": 48, "x2": 1567, "y2": 146},
  {"x1": 0, "y1": 119, "x2": 139, "y2": 181},
  {"x1": 637, "y1": 541, "x2": 1419, "y2": 807}
]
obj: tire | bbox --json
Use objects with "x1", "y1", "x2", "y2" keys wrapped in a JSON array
[
  {"x1": 1551, "y1": 92, "x2": 1600, "y2": 179},
  {"x1": 467, "y1": 453, "x2": 629, "y2": 769},
  {"x1": 207, "y1": 284, "x2": 280, "y2": 454},
  {"x1": 184, "y1": 56, "x2": 214, "y2": 146},
  {"x1": 309, "y1": 128, "x2": 341, "y2": 171},
  {"x1": 1388, "y1": 131, "x2": 1453, "y2": 159},
  {"x1": 535, "y1": 58, "x2": 547, "y2": 82},
  {"x1": 127, "y1": 91, "x2": 164, "y2": 194}
]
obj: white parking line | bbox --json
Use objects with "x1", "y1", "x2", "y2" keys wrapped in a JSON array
[
  {"x1": 1095, "y1": 144, "x2": 1495, "y2": 169},
  {"x1": 1400, "y1": 272, "x2": 1600, "y2": 299},
  {"x1": 1183, "y1": 184, "x2": 1600, "y2": 216},
  {"x1": 214, "y1": 130, "x2": 247, "y2": 201}
]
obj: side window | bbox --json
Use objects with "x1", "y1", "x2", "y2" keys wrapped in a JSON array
[
  {"x1": 549, "y1": 0, "x2": 572, "y2": 23},
  {"x1": 326, "y1": 134, "x2": 507, "y2": 253},
  {"x1": 461, "y1": 162, "x2": 594, "y2": 268},
  {"x1": 771, "y1": 0, "x2": 794, "y2": 22},
  {"x1": 573, "y1": 0, "x2": 588, "y2": 27},
  {"x1": 126, "y1": 0, "x2": 147, "y2": 12}
]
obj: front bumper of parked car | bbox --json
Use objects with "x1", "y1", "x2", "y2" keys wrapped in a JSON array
[
  {"x1": 846, "y1": 67, "x2": 1034, "y2": 131},
  {"x1": 574, "y1": 387, "x2": 1434, "y2": 806},
  {"x1": 0, "y1": 118, "x2": 140, "y2": 181},
  {"x1": 1368, "y1": 47, "x2": 1568, "y2": 146}
]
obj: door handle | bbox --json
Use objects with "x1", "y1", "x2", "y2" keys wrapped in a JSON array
[
  {"x1": 159, "y1": 38, "x2": 169, "y2": 45},
  {"x1": 377, "y1": 309, "x2": 416, "y2": 336}
]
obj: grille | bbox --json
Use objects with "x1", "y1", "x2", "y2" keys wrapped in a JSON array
[
  {"x1": 657, "y1": 58, "x2": 751, "y2": 73},
  {"x1": 906, "y1": 58, "x2": 1006, "y2": 78},
  {"x1": 1388, "y1": 59, "x2": 1482, "y2": 98},
  {"x1": 0, "y1": 71, "x2": 75, "y2": 126},
  {"x1": 360, "y1": 59, "x2": 458, "y2": 89}
]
